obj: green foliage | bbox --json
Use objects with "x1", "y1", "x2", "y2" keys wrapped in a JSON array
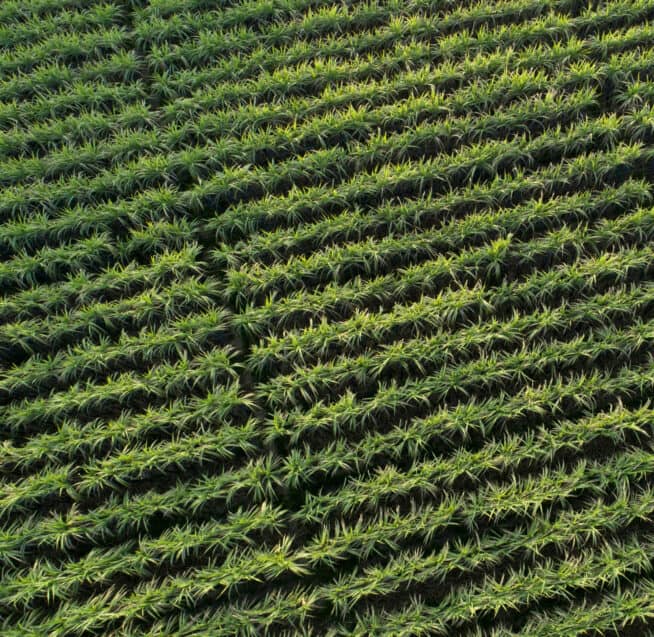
[{"x1": 4, "y1": 0, "x2": 654, "y2": 634}]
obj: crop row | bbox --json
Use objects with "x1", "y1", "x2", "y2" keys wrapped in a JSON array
[
  {"x1": 151, "y1": 14, "x2": 654, "y2": 105},
  {"x1": 0, "y1": 382, "x2": 254, "y2": 484},
  {"x1": 0, "y1": 305, "x2": 232, "y2": 404},
  {"x1": 224, "y1": 180, "x2": 648, "y2": 303},
  {"x1": 220, "y1": 153, "x2": 649, "y2": 267},
  {"x1": 0, "y1": 0, "x2": 110, "y2": 23},
  {"x1": 0, "y1": 277, "x2": 220, "y2": 368},
  {"x1": 0, "y1": 244, "x2": 202, "y2": 322},
  {"x1": 0, "y1": 186, "x2": 196, "y2": 257},
  {"x1": 134, "y1": 0, "x2": 470, "y2": 42},
  {"x1": 3, "y1": 0, "x2": 654, "y2": 631},
  {"x1": 262, "y1": 316, "x2": 654, "y2": 449},
  {"x1": 0, "y1": 26, "x2": 132, "y2": 78},
  {"x1": 144, "y1": 560, "x2": 654, "y2": 637},
  {"x1": 234, "y1": 187, "x2": 654, "y2": 335},
  {"x1": 144, "y1": 0, "x2": 583, "y2": 76},
  {"x1": 4, "y1": 292, "x2": 652, "y2": 479},
  {"x1": 0, "y1": 103, "x2": 155, "y2": 161},
  {"x1": 4, "y1": 448, "x2": 654, "y2": 634},
  {"x1": 345, "y1": 536, "x2": 651, "y2": 637},
  {"x1": 0, "y1": 65, "x2": 600, "y2": 189},
  {"x1": 0, "y1": 81, "x2": 147, "y2": 132},
  {"x1": 0, "y1": 66, "x2": 564, "y2": 170},
  {"x1": 0, "y1": 51, "x2": 142, "y2": 104},
  {"x1": 0, "y1": 140, "x2": 641, "y2": 310},
  {"x1": 149, "y1": 0, "x2": 654, "y2": 99},
  {"x1": 258, "y1": 281, "x2": 654, "y2": 410},
  {"x1": 158, "y1": 29, "x2": 652, "y2": 128},
  {"x1": 211, "y1": 119, "x2": 653, "y2": 249},
  {"x1": 4, "y1": 473, "x2": 654, "y2": 620},
  {"x1": 0, "y1": 0, "x2": 644, "y2": 129},
  {"x1": 0, "y1": 218, "x2": 195, "y2": 294},
  {"x1": 2, "y1": 97, "x2": 642, "y2": 262},
  {"x1": 0, "y1": 3, "x2": 126, "y2": 51},
  {"x1": 246, "y1": 239, "x2": 654, "y2": 375},
  {"x1": 0, "y1": 344, "x2": 238, "y2": 438},
  {"x1": 7, "y1": 22, "x2": 652, "y2": 208},
  {"x1": 5, "y1": 348, "x2": 654, "y2": 568},
  {"x1": 506, "y1": 579, "x2": 654, "y2": 637}
]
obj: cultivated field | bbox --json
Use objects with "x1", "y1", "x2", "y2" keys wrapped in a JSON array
[{"x1": 2, "y1": 0, "x2": 654, "y2": 634}]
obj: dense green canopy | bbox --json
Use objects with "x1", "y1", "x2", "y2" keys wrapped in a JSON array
[{"x1": 2, "y1": 0, "x2": 654, "y2": 634}]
